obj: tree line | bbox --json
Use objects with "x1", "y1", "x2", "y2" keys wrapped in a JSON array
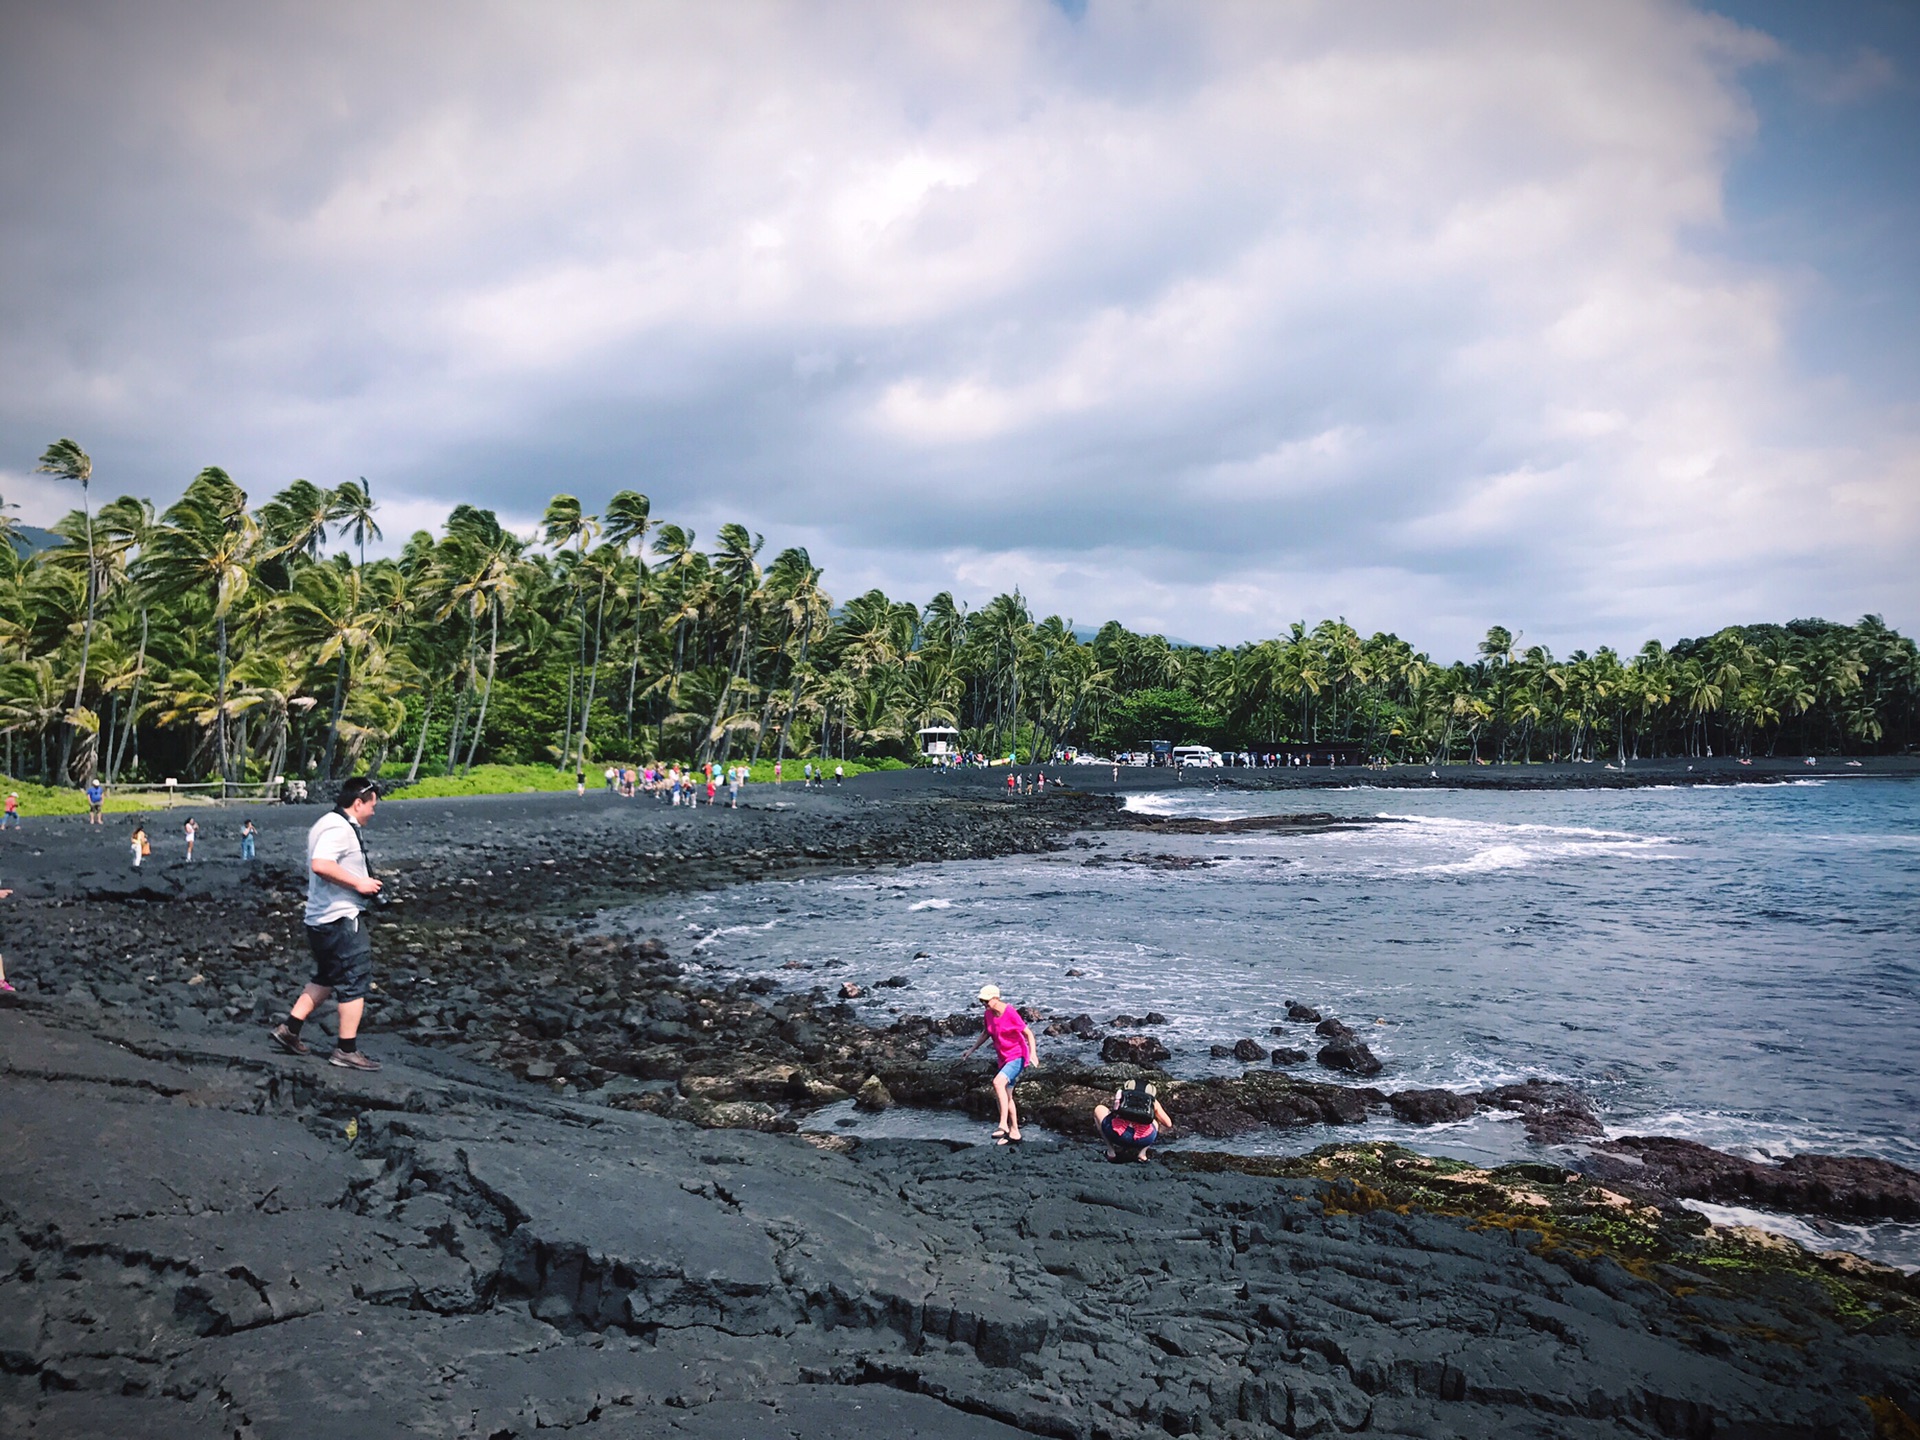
[{"x1": 5, "y1": 438, "x2": 1914, "y2": 789}]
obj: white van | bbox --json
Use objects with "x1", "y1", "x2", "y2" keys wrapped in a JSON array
[{"x1": 1170, "y1": 745, "x2": 1219, "y2": 767}]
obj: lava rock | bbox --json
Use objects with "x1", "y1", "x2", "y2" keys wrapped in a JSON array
[
  {"x1": 876, "y1": 976, "x2": 911, "y2": 989},
  {"x1": 1387, "y1": 1089, "x2": 1477, "y2": 1124},
  {"x1": 1477, "y1": 1079, "x2": 1603, "y2": 1143},
  {"x1": 854, "y1": 1075, "x2": 894, "y2": 1111},
  {"x1": 1603, "y1": 1136, "x2": 1920, "y2": 1221},
  {"x1": 839, "y1": 982, "x2": 864, "y2": 1000},
  {"x1": 1231, "y1": 1038, "x2": 1268, "y2": 1063},
  {"x1": 1286, "y1": 1001, "x2": 1322, "y2": 1023},
  {"x1": 1270, "y1": 1047, "x2": 1309, "y2": 1065},
  {"x1": 1100, "y1": 1034, "x2": 1171, "y2": 1066},
  {"x1": 1315, "y1": 1038, "x2": 1382, "y2": 1076},
  {"x1": 1314, "y1": 1016, "x2": 1354, "y2": 1040}
]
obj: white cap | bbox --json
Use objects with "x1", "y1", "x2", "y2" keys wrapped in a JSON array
[{"x1": 978, "y1": 984, "x2": 1001, "y2": 1002}]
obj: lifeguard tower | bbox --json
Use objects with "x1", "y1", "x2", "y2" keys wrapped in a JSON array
[{"x1": 916, "y1": 726, "x2": 961, "y2": 763}]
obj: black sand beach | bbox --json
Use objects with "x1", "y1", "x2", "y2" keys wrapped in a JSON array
[{"x1": 3, "y1": 765, "x2": 1917, "y2": 1437}]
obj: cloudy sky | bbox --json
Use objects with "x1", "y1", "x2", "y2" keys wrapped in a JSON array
[{"x1": 1, "y1": 0, "x2": 1914, "y2": 658}]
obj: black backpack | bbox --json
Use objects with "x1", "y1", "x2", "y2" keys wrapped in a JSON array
[{"x1": 1115, "y1": 1079, "x2": 1157, "y2": 1123}]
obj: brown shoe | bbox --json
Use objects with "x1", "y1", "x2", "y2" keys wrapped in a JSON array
[
  {"x1": 328, "y1": 1048, "x2": 381, "y2": 1072},
  {"x1": 269, "y1": 1024, "x2": 311, "y2": 1056}
]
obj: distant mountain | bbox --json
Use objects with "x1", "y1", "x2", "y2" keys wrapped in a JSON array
[
  {"x1": 8, "y1": 525, "x2": 61, "y2": 558},
  {"x1": 1071, "y1": 623, "x2": 1209, "y2": 651}
]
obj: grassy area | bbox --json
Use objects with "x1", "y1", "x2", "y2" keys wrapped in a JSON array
[
  {"x1": 379, "y1": 756, "x2": 909, "y2": 799},
  {"x1": 0, "y1": 756, "x2": 916, "y2": 813},
  {"x1": 0, "y1": 779, "x2": 221, "y2": 818}
]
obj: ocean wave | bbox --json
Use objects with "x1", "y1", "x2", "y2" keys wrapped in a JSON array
[
  {"x1": 909, "y1": 898, "x2": 954, "y2": 911},
  {"x1": 1679, "y1": 1199, "x2": 1920, "y2": 1272}
]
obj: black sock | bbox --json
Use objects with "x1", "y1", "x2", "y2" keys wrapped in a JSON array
[
  {"x1": 337, "y1": 1035, "x2": 358, "y2": 1053},
  {"x1": 285, "y1": 1015, "x2": 304, "y2": 1037}
]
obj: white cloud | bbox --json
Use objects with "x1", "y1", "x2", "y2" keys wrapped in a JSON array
[{"x1": 0, "y1": 0, "x2": 1912, "y2": 657}]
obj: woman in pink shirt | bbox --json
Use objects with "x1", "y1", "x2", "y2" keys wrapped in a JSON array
[{"x1": 959, "y1": 983, "x2": 1038, "y2": 1144}]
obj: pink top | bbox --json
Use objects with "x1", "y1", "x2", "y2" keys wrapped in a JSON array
[{"x1": 983, "y1": 1003, "x2": 1031, "y2": 1063}]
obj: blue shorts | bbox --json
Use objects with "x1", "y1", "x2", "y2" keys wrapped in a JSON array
[{"x1": 995, "y1": 1056, "x2": 1026, "y2": 1086}]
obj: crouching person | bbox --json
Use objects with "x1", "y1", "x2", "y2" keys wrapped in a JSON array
[{"x1": 1094, "y1": 1078, "x2": 1173, "y2": 1164}]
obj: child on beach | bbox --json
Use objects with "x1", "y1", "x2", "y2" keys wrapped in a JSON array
[
  {"x1": 1093, "y1": 1080, "x2": 1175, "y2": 1164},
  {"x1": 182, "y1": 817, "x2": 197, "y2": 861},
  {"x1": 958, "y1": 983, "x2": 1038, "y2": 1144},
  {"x1": 1, "y1": 793, "x2": 18, "y2": 829},
  {"x1": 240, "y1": 818, "x2": 257, "y2": 861},
  {"x1": 131, "y1": 824, "x2": 149, "y2": 868}
]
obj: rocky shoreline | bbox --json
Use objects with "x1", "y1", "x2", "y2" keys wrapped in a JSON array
[{"x1": 3, "y1": 777, "x2": 1918, "y2": 1437}]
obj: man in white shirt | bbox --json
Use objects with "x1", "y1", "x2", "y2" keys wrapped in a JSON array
[{"x1": 270, "y1": 777, "x2": 386, "y2": 1071}]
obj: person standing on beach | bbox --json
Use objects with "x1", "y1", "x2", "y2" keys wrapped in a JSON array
[
  {"x1": 240, "y1": 818, "x2": 257, "y2": 861},
  {"x1": 182, "y1": 817, "x2": 197, "y2": 861},
  {"x1": 0, "y1": 883, "x2": 15, "y2": 994},
  {"x1": 834, "y1": 764, "x2": 843, "y2": 786},
  {"x1": 958, "y1": 983, "x2": 1038, "y2": 1144},
  {"x1": 86, "y1": 780, "x2": 104, "y2": 825},
  {"x1": 1, "y1": 793, "x2": 18, "y2": 829},
  {"x1": 130, "y1": 823, "x2": 148, "y2": 868},
  {"x1": 269, "y1": 777, "x2": 386, "y2": 1072}
]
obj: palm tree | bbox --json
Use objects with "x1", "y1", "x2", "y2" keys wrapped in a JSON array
[
  {"x1": 601, "y1": 489, "x2": 653, "y2": 737},
  {"x1": 330, "y1": 478, "x2": 382, "y2": 568},
  {"x1": 699, "y1": 522, "x2": 764, "y2": 764},
  {"x1": 276, "y1": 555, "x2": 397, "y2": 784},
  {"x1": 542, "y1": 495, "x2": 599, "y2": 772},
  {"x1": 764, "y1": 547, "x2": 830, "y2": 769},
  {"x1": 141, "y1": 468, "x2": 259, "y2": 783},
  {"x1": 258, "y1": 479, "x2": 334, "y2": 565},
  {"x1": 433, "y1": 506, "x2": 524, "y2": 773},
  {"x1": 36, "y1": 439, "x2": 99, "y2": 782}
]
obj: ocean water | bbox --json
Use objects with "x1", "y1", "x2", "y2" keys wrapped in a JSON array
[{"x1": 610, "y1": 778, "x2": 1920, "y2": 1265}]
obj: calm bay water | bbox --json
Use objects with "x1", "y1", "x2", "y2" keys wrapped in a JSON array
[{"x1": 613, "y1": 777, "x2": 1920, "y2": 1264}]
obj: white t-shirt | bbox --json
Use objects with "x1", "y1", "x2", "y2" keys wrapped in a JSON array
[{"x1": 305, "y1": 811, "x2": 368, "y2": 926}]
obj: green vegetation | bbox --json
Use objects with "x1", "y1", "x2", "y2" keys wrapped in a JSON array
[
  {"x1": 1172, "y1": 1142, "x2": 1920, "y2": 1338},
  {"x1": 2, "y1": 436, "x2": 1914, "y2": 794}
]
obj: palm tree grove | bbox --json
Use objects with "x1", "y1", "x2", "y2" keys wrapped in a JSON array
[{"x1": 7, "y1": 438, "x2": 1915, "y2": 793}]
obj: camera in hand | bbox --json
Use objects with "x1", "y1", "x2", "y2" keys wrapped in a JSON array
[{"x1": 369, "y1": 888, "x2": 392, "y2": 908}]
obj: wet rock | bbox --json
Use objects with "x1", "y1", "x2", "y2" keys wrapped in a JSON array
[
  {"x1": 854, "y1": 1075, "x2": 894, "y2": 1111},
  {"x1": 1477, "y1": 1079, "x2": 1603, "y2": 1143},
  {"x1": 876, "y1": 975, "x2": 910, "y2": 988},
  {"x1": 1286, "y1": 1001, "x2": 1322, "y2": 1023},
  {"x1": 1100, "y1": 1034, "x2": 1171, "y2": 1066},
  {"x1": 1603, "y1": 1136, "x2": 1920, "y2": 1221},
  {"x1": 1270, "y1": 1047, "x2": 1309, "y2": 1065},
  {"x1": 1067, "y1": 1014, "x2": 1098, "y2": 1038},
  {"x1": 1316, "y1": 1037, "x2": 1383, "y2": 1076},
  {"x1": 1388, "y1": 1088, "x2": 1477, "y2": 1124},
  {"x1": 1314, "y1": 1016, "x2": 1354, "y2": 1039},
  {"x1": 1231, "y1": 1038, "x2": 1268, "y2": 1063},
  {"x1": 839, "y1": 982, "x2": 864, "y2": 999}
]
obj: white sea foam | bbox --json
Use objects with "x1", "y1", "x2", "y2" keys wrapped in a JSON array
[
  {"x1": 909, "y1": 898, "x2": 954, "y2": 911},
  {"x1": 1680, "y1": 1200, "x2": 1920, "y2": 1273}
]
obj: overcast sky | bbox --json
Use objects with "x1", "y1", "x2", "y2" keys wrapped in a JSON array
[{"x1": 2, "y1": 0, "x2": 1914, "y2": 658}]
